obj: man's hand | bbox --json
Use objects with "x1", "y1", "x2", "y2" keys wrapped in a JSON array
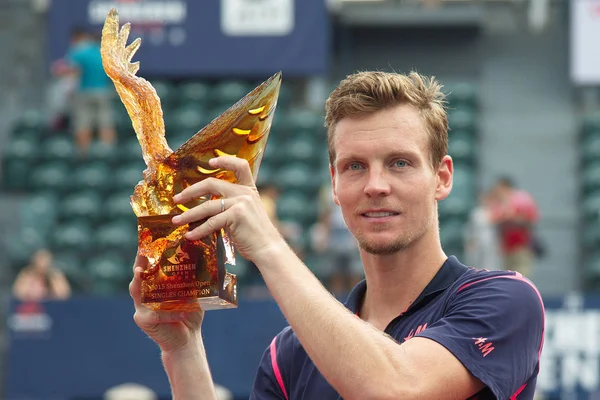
[
  {"x1": 172, "y1": 156, "x2": 286, "y2": 264},
  {"x1": 130, "y1": 252, "x2": 205, "y2": 353}
]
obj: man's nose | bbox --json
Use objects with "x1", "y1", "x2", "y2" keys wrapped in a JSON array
[{"x1": 363, "y1": 167, "x2": 391, "y2": 197}]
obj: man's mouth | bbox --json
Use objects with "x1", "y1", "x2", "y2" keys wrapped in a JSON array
[{"x1": 362, "y1": 211, "x2": 399, "y2": 217}]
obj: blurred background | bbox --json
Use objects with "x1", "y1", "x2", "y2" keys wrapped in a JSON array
[{"x1": 0, "y1": 0, "x2": 598, "y2": 398}]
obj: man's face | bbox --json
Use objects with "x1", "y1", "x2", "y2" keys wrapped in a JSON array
[{"x1": 330, "y1": 104, "x2": 452, "y2": 255}]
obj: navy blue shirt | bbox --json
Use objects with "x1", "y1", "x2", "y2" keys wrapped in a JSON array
[{"x1": 250, "y1": 256, "x2": 545, "y2": 400}]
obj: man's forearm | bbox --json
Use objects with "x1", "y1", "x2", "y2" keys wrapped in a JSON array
[
  {"x1": 255, "y1": 243, "x2": 407, "y2": 400},
  {"x1": 161, "y1": 337, "x2": 218, "y2": 400}
]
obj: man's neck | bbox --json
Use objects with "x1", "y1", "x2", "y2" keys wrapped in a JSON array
[{"x1": 358, "y1": 232, "x2": 447, "y2": 331}]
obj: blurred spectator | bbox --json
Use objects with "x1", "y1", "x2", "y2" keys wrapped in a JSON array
[
  {"x1": 258, "y1": 183, "x2": 303, "y2": 255},
  {"x1": 57, "y1": 26, "x2": 116, "y2": 154},
  {"x1": 464, "y1": 188, "x2": 502, "y2": 271},
  {"x1": 312, "y1": 184, "x2": 363, "y2": 295},
  {"x1": 490, "y1": 176, "x2": 540, "y2": 278},
  {"x1": 47, "y1": 57, "x2": 77, "y2": 131},
  {"x1": 12, "y1": 248, "x2": 71, "y2": 302}
]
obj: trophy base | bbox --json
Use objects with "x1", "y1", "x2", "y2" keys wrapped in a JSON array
[{"x1": 143, "y1": 295, "x2": 238, "y2": 312}]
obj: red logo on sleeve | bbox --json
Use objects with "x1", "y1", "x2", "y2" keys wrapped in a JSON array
[{"x1": 472, "y1": 337, "x2": 495, "y2": 357}]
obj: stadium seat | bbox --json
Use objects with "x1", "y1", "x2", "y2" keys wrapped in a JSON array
[
  {"x1": 277, "y1": 190, "x2": 318, "y2": 227},
  {"x1": 583, "y1": 222, "x2": 600, "y2": 253},
  {"x1": 170, "y1": 105, "x2": 208, "y2": 136},
  {"x1": 179, "y1": 81, "x2": 211, "y2": 107},
  {"x1": 448, "y1": 109, "x2": 476, "y2": 133},
  {"x1": 287, "y1": 109, "x2": 324, "y2": 136},
  {"x1": 59, "y1": 191, "x2": 103, "y2": 225},
  {"x1": 50, "y1": 221, "x2": 94, "y2": 255},
  {"x1": 581, "y1": 134, "x2": 600, "y2": 165},
  {"x1": 439, "y1": 219, "x2": 466, "y2": 258},
  {"x1": 86, "y1": 253, "x2": 130, "y2": 294},
  {"x1": 285, "y1": 135, "x2": 323, "y2": 164},
  {"x1": 446, "y1": 82, "x2": 478, "y2": 110},
  {"x1": 53, "y1": 250, "x2": 89, "y2": 292},
  {"x1": 20, "y1": 193, "x2": 59, "y2": 234},
  {"x1": 582, "y1": 191, "x2": 600, "y2": 219},
  {"x1": 28, "y1": 161, "x2": 71, "y2": 195},
  {"x1": 118, "y1": 138, "x2": 143, "y2": 164},
  {"x1": 93, "y1": 221, "x2": 138, "y2": 254},
  {"x1": 275, "y1": 163, "x2": 321, "y2": 194},
  {"x1": 1, "y1": 136, "x2": 39, "y2": 191},
  {"x1": 105, "y1": 191, "x2": 136, "y2": 224},
  {"x1": 72, "y1": 162, "x2": 112, "y2": 194},
  {"x1": 448, "y1": 130, "x2": 477, "y2": 165},
  {"x1": 41, "y1": 136, "x2": 75, "y2": 164},
  {"x1": 87, "y1": 141, "x2": 118, "y2": 167},
  {"x1": 6, "y1": 227, "x2": 48, "y2": 271},
  {"x1": 213, "y1": 81, "x2": 252, "y2": 109},
  {"x1": 149, "y1": 80, "x2": 177, "y2": 109},
  {"x1": 582, "y1": 162, "x2": 600, "y2": 194},
  {"x1": 584, "y1": 252, "x2": 600, "y2": 291},
  {"x1": 115, "y1": 162, "x2": 146, "y2": 191},
  {"x1": 582, "y1": 113, "x2": 600, "y2": 138}
]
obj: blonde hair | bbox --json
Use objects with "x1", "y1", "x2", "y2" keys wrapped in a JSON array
[{"x1": 325, "y1": 71, "x2": 448, "y2": 169}]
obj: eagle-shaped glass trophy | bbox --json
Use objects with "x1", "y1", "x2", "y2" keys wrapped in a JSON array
[{"x1": 100, "y1": 9, "x2": 281, "y2": 312}]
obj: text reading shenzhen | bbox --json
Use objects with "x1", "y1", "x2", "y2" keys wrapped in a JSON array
[{"x1": 100, "y1": 8, "x2": 282, "y2": 312}]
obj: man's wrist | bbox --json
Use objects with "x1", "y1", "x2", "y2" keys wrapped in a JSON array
[{"x1": 251, "y1": 239, "x2": 295, "y2": 270}]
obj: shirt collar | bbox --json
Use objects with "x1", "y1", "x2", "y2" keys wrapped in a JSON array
[{"x1": 344, "y1": 256, "x2": 469, "y2": 315}]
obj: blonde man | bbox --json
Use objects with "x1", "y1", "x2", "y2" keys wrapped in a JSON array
[{"x1": 129, "y1": 71, "x2": 545, "y2": 399}]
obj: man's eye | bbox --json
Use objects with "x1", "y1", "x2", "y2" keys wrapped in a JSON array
[
  {"x1": 395, "y1": 160, "x2": 408, "y2": 168},
  {"x1": 348, "y1": 163, "x2": 362, "y2": 170}
]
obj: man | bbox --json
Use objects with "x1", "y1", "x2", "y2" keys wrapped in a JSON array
[
  {"x1": 129, "y1": 71, "x2": 545, "y2": 399},
  {"x1": 490, "y1": 176, "x2": 540, "y2": 278},
  {"x1": 64, "y1": 27, "x2": 116, "y2": 153}
]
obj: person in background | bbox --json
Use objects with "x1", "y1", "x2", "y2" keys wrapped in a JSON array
[
  {"x1": 12, "y1": 248, "x2": 71, "y2": 302},
  {"x1": 59, "y1": 26, "x2": 116, "y2": 154},
  {"x1": 464, "y1": 188, "x2": 502, "y2": 271},
  {"x1": 490, "y1": 176, "x2": 540, "y2": 279}
]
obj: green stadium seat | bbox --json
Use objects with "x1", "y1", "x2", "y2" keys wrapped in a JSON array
[
  {"x1": 105, "y1": 192, "x2": 136, "y2": 224},
  {"x1": 277, "y1": 190, "x2": 318, "y2": 227},
  {"x1": 6, "y1": 227, "x2": 48, "y2": 271},
  {"x1": 53, "y1": 250, "x2": 89, "y2": 291},
  {"x1": 28, "y1": 161, "x2": 71, "y2": 195},
  {"x1": 584, "y1": 252, "x2": 600, "y2": 291},
  {"x1": 87, "y1": 142, "x2": 118, "y2": 166},
  {"x1": 440, "y1": 219, "x2": 466, "y2": 257},
  {"x1": 213, "y1": 81, "x2": 252, "y2": 108},
  {"x1": 41, "y1": 136, "x2": 75, "y2": 164},
  {"x1": 582, "y1": 113, "x2": 600, "y2": 138},
  {"x1": 285, "y1": 135, "x2": 322, "y2": 164},
  {"x1": 447, "y1": 82, "x2": 478, "y2": 110},
  {"x1": 583, "y1": 222, "x2": 600, "y2": 253},
  {"x1": 451, "y1": 164, "x2": 476, "y2": 200},
  {"x1": 582, "y1": 191, "x2": 600, "y2": 219},
  {"x1": 170, "y1": 105, "x2": 208, "y2": 135},
  {"x1": 179, "y1": 81, "x2": 211, "y2": 106},
  {"x1": 72, "y1": 162, "x2": 112, "y2": 194},
  {"x1": 20, "y1": 193, "x2": 59, "y2": 233},
  {"x1": 150, "y1": 80, "x2": 177, "y2": 108},
  {"x1": 59, "y1": 191, "x2": 103, "y2": 224},
  {"x1": 50, "y1": 221, "x2": 93, "y2": 254},
  {"x1": 13, "y1": 109, "x2": 46, "y2": 133},
  {"x1": 86, "y1": 253, "x2": 130, "y2": 294},
  {"x1": 448, "y1": 130, "x2": 476, "y2": 165},
  {"x1": 276, "y1": 163, "x2": 321, "y2": 193},
  {"x1": 93, "y1": 221, "x2": 138, "y2": 253},
  {"x1": 118, "y1": 138, "x2": 143, "y2": 164},
  {"x1": 582, "y1": 135, "x2": 600, "y2": 167},
  {"x1": 448, "y1": 109, "x2": 476, "y2": 133},
  {"x1": 115, "y1": 162, "x2": 146, "y2": 191},
  {"x1": 287, "y1": 109, "x2": 324, "y2": 135},
  {"x1": 583, "y1": 162, "x2": 600, "y2": 193},
  {"x1": 1, "y1": 136, "x2": 39, "y2": 191}
]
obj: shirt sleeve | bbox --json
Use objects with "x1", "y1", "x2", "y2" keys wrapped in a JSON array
[
  {"x1": 415, "y1": 274, "x2": 544, "y2": 400},
  {"x1": 250, "y1": 328, "x2": 292, "y2": 400}
]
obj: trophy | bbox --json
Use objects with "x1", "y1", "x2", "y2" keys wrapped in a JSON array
[{"x1": 100, "y1": 9, "x2": 281, "y2": 312}]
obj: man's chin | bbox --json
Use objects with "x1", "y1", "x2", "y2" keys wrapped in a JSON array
[{"x1": 358, "y1": 239, "x2": 408, "y2": 256}]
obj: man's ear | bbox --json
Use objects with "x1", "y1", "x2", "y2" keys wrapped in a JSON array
[
  {"x1": 435, "y1": 155, "x2": 453, "y2": 201},
  {"x1": 330, "y1": 164, "x2": 340, "y2": 206}
]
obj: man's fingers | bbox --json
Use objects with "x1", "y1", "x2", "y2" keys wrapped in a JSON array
[
  {"x1": 172, "y1": 197, "x2": 233, "y2": 227},
  {"x1": 185, "y1": 212, "x2": 228, "y2": 241},
  {"x1": 134, "y1": 309, "x2": 186, "y2": 327},
  {"x1": 129, "y1": 266, "x2": 144, "y2": 306},
  {"x1": 209, "y1": 155, "x2": 256, "y2": 187},
  {"x1": 174, "y1": 177, "x2": 230, "y2": 205}
]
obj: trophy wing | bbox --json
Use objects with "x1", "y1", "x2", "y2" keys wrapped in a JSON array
[
  {"x1": 100, "y1": 8, "x2": 172, "y2": 171},
  {"x1": 166, "y1": 72, "x2": 282, "y2": 187}
]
